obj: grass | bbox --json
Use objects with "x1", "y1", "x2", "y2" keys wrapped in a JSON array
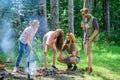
[{"x1": 0, "y1": 38, "x2": 120, "y2": 80}]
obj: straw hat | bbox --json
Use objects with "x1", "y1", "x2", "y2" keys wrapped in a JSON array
[{"x1": 67, "y1": 33, "x2": 75, "y2": 43}]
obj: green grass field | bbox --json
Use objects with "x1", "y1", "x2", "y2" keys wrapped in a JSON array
[{"x1": 0, "y1": 39, "x2": 120, "y2": 80}]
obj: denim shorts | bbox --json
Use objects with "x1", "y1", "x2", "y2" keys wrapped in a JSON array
[
  {"x1": 64, "y1": 56, "x2": 80, "y2": 64},
  {"x1": 43, "y1": 36, "x2": 47, "y2": 44}
]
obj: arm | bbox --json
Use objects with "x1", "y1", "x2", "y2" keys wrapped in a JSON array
[
  {"x1": 26, "y1": 32, "x2": 33, "y2": 50},
  {"x1": 71, "y1": 51, "x2": 77, "y2": 57},
  {"x1": 58, "y1": 43, "x2": 67, "y2": 59},
  {"x1": 81, "y1": 21, "x2": 86, "y2": 30},
  {"x1": 70, "y1": 44, "x2": 77, "y2": 57},
  {"x1": 58, "y1": 51, "x2": 64, "y2": 59},
  {"x1": 89, "y1": 30, "x2": 99, "y2": 42},
  {"x1": 89, "y1": 18, "x2": 99, "y2": 42}
]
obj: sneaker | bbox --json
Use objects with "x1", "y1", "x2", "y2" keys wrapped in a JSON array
[
  {"x1": 13, "y1": 66, "x2": 18, "y2": 72},
  {"x1": 52, "y1": 65, "x2": 58, "y2": 70},
  {"x1": 72, "y1": 66, "x2": 77, "y2": 71},
  {"x1": 24, "y1": 68, "x2": 30, "y2": 73},
  {"x1": 66, "y1": 64, "x2": 72, "y2": 71},
  {"x1": 84, "y1": 67, "x2": 92, "y2": 73}
]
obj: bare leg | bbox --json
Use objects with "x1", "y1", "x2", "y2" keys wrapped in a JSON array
[
  {"x1": 86, "y1": 41, "x2": 92, "y2": 72},
  {"x1": 87, "y1": 52, "x2": 92, "y2": 69},
  {"x1": 58, "y1": 56, "x2": 69, "y2": 65},
  {"x1": 70, "y1": 57, "x2": 78, "y2": 70},
  {"x1": 43, "y1": 44, "x2": 48, "y2": 68},
  {"x1": 70, "y1": 57, "x2": 77, "y2": 66},
  {"x1": 52, "y1": 44, "x2": 57, "y2": 67}
]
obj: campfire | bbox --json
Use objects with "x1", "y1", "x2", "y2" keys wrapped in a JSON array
[
  {"x1": 17, "y1": 67, "x2": 57, "y2": 77},
  {"x1": 0, "y1": 59, "x2": 70, "y2": 80}
]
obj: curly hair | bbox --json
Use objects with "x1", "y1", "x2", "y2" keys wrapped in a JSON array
[{"x1": 55, "y1": 29, "x2": 64, "y2": 50}]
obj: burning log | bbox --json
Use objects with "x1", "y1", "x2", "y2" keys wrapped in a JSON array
[
  {"x1": 0, "y1": 64, "x2": 5, "y2": 70},
  {"x1": 43, "y1": 67, "x2": 57, "y2": 76},
  {"x1": 56, "y1": 70, "x2": 66, "y2": 74},
  {"x1": 33, "y1": 67, "x2": 57, "y2": 77},
  {"x1": 0, "y1": 75, "x2": 4, "y2": 80},
  {"x1": 0, "y1": 60, "x2": 5, "y2": 70}
]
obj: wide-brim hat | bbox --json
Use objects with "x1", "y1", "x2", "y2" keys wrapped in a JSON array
[{"x1": 67, "y1": 33, "x2": 75, "y2": 43}]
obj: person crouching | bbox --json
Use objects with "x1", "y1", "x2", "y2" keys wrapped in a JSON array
[{"x1": 58, "y1": 33, "x2": 80, "y2": 71}]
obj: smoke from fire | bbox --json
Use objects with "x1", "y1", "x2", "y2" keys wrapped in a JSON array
[{"x1": 0, "y1": 0, "x2": 47, "y2": 71}]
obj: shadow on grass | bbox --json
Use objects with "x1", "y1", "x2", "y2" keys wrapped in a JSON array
[
  {"x1": 45, "y1": 75, "x2": 75, "y2": 80},
  {"x1": 43, "y1": 69, "x2": 85, "y2": 80}
]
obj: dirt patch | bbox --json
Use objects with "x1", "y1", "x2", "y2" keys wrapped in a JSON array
[
  {"x1": 0, "y1": 69, "x2": 85, "y2": 80},
  {"x1": 1, "y1": 62, "x2": 85, "y2": 80}
]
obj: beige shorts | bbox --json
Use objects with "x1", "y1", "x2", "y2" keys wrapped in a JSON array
[{"x1": 83, "y1": 41, "x2": 92, "y2": 54}]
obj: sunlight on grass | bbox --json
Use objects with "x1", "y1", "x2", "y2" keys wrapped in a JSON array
[
  {"x1": 0, "y1": 38, "x2": 120, "y2": 80},
  {"x1": 93, "y1": 66, "x2": 120, "y2": 80}
]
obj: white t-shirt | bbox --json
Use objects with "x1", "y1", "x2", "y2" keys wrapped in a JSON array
[{"x1": 19, "y1": 26, "x2": 38, "y2": 44}]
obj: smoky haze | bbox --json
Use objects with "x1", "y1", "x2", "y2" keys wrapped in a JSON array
[
  {"x1": 0, "y1": 0, "x2": 15, "y2": 59},
  {"x1": 0, "y1": 0, "x2": 46, "y2": 68}
]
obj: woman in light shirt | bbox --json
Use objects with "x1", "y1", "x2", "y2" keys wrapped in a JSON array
[{"x1": 13, "y1": 20, "x2": 39, "y2": 72}]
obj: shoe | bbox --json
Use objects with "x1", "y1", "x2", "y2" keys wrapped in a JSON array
[
  {"x1": 72, "y1": 66, "x2": 77, "y2": 71},
  {"x1": 24, "y1": 68, "x2": 30, "y2": 73},
  {"x1": 13, "y1": 66, "x2": 18, "y2": 72},
  {"x1": 84, "y1": 67, "x2": 92, "y2": 73},
  {"x1": 66, "y1": 64, "x2": 72, "y2": 71},
  {"x1": 52, "y1": 65, "x2": 58, "y2": 70}
]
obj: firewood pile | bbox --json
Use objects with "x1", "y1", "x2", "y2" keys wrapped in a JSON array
[
  {"x1": 0, "y1": 69, "x2": 29, "y2": 80},
  {"x1": 0, "y1": 60, "x2": 27, "y2": 80},
  {"x1": 34, "y1": 67, "x2": 74, "y2": 77},
  {"x1": 27, "y1": 67, "x2": 67, "y2": 78}
]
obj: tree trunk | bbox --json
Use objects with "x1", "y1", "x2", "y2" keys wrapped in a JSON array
[
  {"x1": 102, "y1": 0, "x2": 110, "y2": 36},
  {"x1": 83, "y1": 0, "x2": 92, "y2": 13},
  {"x1": 50, "y1": 0, "x2": 59, "y2": 30},
  {"x1": 68, "y1": 0, "x2": 74, "y2": 33},
  {"x1": 107, "y1": 0, "x2": 110, "y2": 36},
  {"x1": 38, "y1": 0, "x2": 48, "y2": 38},
  {"x1": 93, "y1": 0, "x2": 97, "y2": 14}
]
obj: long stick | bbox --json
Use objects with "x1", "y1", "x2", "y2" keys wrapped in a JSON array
[
  {"x1": 27, "y1": 62, "x2": 30, "y2": 80},
  {"x1": 32, "y1": 50, "x2": 40, "y2": 62}
]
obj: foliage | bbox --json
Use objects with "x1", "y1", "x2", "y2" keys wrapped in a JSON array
[
  {"x1": 0, "y1": 1, "x2": 120, "y2": 79},
  {"x1": 0, "y1": 0, "x2": 120, "y2": 54}
]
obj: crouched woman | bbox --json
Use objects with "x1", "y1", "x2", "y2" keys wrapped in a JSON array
[{"x1": 58, "y1": 33, "x2": 80, "y2": 71}]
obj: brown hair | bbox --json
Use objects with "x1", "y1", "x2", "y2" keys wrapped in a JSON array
[
  {"x1": 80, "y1": 8, "x2": 89, "y2": 13},
  {"x1": 55, "y1": 29, "x2": 64, "y2": 50}
]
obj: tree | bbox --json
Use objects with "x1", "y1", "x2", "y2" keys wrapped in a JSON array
[
  {"x1": 68, "y1": 0, "x2": 74, "y2": 33},
  {"x1": 102, "y1": 0, "x2": 110, "y2": 36},
  {"x1": 38, "y1": 0, "x2": 48, "y2": 38},
  {"x1": 83, "y1": 0, "x2": 92, "y2": 13},
  {"x1": 93, "y1": 0, "x2": 97, "y2": 14},
  {"x1": 50, "y1": 0, "x2": 59, "y2": 30}
]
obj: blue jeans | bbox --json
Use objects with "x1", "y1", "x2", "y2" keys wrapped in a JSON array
[{"x1": 15, "y1": 41, "x2": 30, "y2": 67}]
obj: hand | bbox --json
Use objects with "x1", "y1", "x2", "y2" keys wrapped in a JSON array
[
  {"x1": 31, "y1": 47, "x2": 35, "y2": 52},
  {"x1": 81, "y1": 22, "x2": 86, "y2": 30},
  {"x1": 89, "y1": 37, "x2": 93, "y2": 42},
  {"x1": 59, "y1": 56, "x2": 62, "y2": 60}
]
